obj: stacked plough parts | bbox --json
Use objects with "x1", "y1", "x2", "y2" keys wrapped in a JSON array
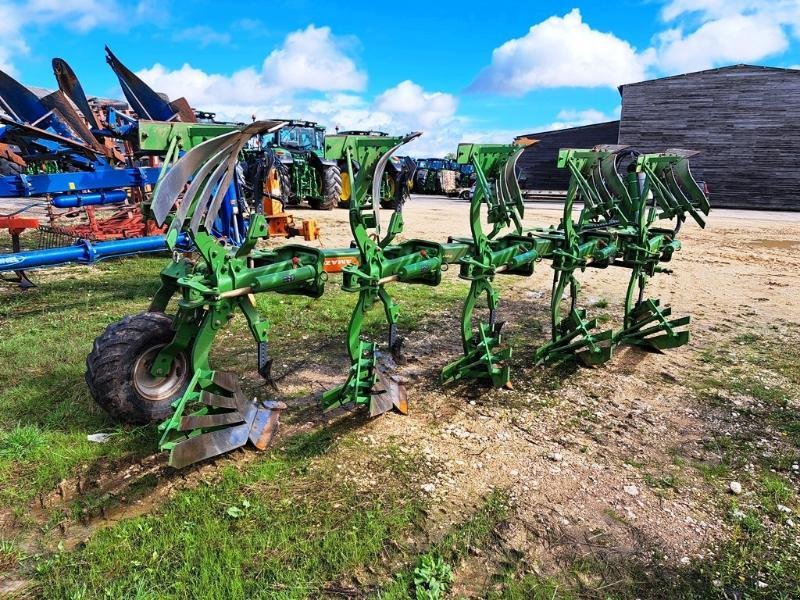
[{"x1": 86, "y1": 124, "x2": 709, "y2": 468}]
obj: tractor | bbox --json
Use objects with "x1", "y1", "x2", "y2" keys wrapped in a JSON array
[
  {"x1": 412, "y1": 157, "x2": 459, "y2": 195},
  {"x1": 334, "y1": 130, "x2": 416, "y2": 209},
  {"x1": 260, "y1": 120, "x2": 342, "y2": 210}
]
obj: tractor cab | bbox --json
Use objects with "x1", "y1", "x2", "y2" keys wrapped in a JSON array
[
  {"x1": 261, "y1": 120, "x2": 326, "y2": 157},
  {"x1": 425, "y1": 158, "x2": 446, "y2": 170}
]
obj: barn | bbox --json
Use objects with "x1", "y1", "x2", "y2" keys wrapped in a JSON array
[
  {"x1": 514, "y1": 120, "x2": 619, "y2": 192},
  {"x1": 517, "y1": 64, "x2": 800, "y2": 210}
]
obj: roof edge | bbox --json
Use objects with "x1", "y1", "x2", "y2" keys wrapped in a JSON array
[
  {"x1": 514, "y1": 119, "x2": 619, "y2": 141},
  {"x1": 617, "y1": 63, "x2": 800, "y2": 94}
]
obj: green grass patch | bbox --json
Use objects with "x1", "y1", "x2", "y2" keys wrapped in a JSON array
[
  {"x1": 36, "y1": 429, "x2": 427, "y2": 599},
  {"x1": 0, "y1": 258, "x2": 169, "y2": 506},
  {"x1": 488, "y1": 573, "x2": 568, "y2": 600},
  {"x1": 376, "y1": 490, "x2": 510, "y2": 599}
]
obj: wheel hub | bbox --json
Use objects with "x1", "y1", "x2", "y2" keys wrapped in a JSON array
[{"x1": 132, "y1": 345, "x2": 188, "y2": 402}]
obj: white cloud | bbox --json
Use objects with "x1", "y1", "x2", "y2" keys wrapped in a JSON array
[
  {"x1": 660, "y1": 0, "x2": 783, "y2": 21},
  {"x1": 261, "y1": 25, "x2": 366, "y2": 92},
  {"x1": 0, "y1": 0, "x2": 158, "y2": 74},
  {"x1": 655, "y1": 13, "x2": 789, "y2": 72},
  {"x1": 21, "y1": 0, "x2": 151, "y2": 32},
  {"x1": 375, "y1": 81, "x2": 458, "y2": 128},
  {"x1": 0, "y1": 3, "x2": 28, "y2": 74},
  {"x1": 654, "y1": 0, "x2": 800, "y2": 72},
  {"x1": 543, "y1": 108, "x2": 620, "y2": 130},
  {"x1": 174, "y1": 25, "x2": 231, "y2": 47},
  {"x1": 470, "y1": 9, "x2": 653, "y2": 94},
  {"x1": 138, "y1": 24, "x2": 367, "y2": 113},
  {"x1": 138, "y1": 63, "x2": 281, "y2": 107}
]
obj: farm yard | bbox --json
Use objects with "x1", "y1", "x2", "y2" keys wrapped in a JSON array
[{"x1": 1, "y1": 197, "x2": 798, "y2": 599}]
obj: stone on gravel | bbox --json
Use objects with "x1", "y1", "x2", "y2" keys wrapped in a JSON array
[
  {"x1": 624, "y1": 485, "x2": 639, "y2": 497},
  {"x1": 729, "y1": 481, "x2": 743, "y2": 495}
]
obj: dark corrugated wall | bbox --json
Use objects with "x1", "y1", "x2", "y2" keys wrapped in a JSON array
[
  {"x1": 516, "y1": 121, "x2": 620, "y2": 190},
  {"x1": 619, "y1": 65, "x2": 800, "y2": 210}
]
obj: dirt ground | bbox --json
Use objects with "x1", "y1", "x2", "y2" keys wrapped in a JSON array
[
  {"x1": 2, "y1": 195, "x2": 799, "y2": 597},
  {"x1": 286, "y1": 197, "x2": 800, "y2": 592}
]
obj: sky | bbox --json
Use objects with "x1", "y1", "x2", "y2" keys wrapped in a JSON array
[{"x1": 4, "y1": 0, "x2": 800, "y2": 156}]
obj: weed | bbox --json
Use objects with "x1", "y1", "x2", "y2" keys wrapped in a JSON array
[{"x1": 412, "y1": 553, "x2": 453, "y2": 600}]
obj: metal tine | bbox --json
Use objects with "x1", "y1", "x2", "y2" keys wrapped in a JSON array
[
  {"x1": 594, "y1": 155, "x2": 614, "y2": 207},
  {"x1": 248, "y1": 404, "x2": 282, "y2": 450},
  {"x1": 371, "y1": 133, "x2": 420, "y2": 239},
  {"x1": 594, "y1": 143, "x2": 630, "y2": 153},
  {"x1": 201, "y1": 390, "x2": 238, "y2": 410},
  {"x1": 498, "y1": 173, "x2": 521, "y2": 234},
  {"x1": 169, "y1": 423, "x2": 252, "y2": 468},
  {"x1": 188, "y1": 138, "x2": 245, "y2": 234},
  {"x1": 200, "y1": 136, "x2": 253, "y2": 233},
  {"x1": 504, "y1": 146, "x2": 525, "y2": 218},
  {"x1": 168, "y1": 397, "x2": 258, "y2": 468},
  {"x1": 155, "y1": 120, "x2": 287, "y2": 228},
  {"x1": 672, "y1": 156, "x2": 710, "y2": 216},
  {"x1": 667, "y1": 166, "x2": 706, "y2": 229},
  {"x1": 212, "y1": 371, "x2": 239, "y2": 393},
  {"x1": 200, "y1": 120, "x2": 287, "y2": 233},
  {"x1": 599, "y1": 152, "x2": 631, "y2": 221},
  {"x1": 152, "y1": 131, "x2": 239, "y2": 225},
  {"x1": 168, "y1": 143, "x2": 244, "y2": 237},
  {"x1": 589, "y1": 161, "x2": 606, "y2": 213}
]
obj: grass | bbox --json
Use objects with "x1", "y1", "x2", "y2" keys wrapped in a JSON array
[
  {"x1": 376, "y1": 490, "x2": 510, "y2": 599},
  {"x1": 476, "y1": 325, "x2": 800, "y2": 600},
  {"x1": 35, "y1": 429, "x2": 428, "y2": 599},
  {"x1": 676, "y1": 327, "x2": 800, "y2": 598},
  {"x1": 0, "y1": 257, "x2": 170, "y2": 507}
]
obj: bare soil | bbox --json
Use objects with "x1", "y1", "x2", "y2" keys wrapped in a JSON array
[{"x1": 288, "y1": 197, "x2": 800, "y2": 589}]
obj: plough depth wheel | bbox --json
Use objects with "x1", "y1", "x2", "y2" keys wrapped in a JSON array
[{"x1": 86, "y1": 312, "x2": 190, "y2": 423}]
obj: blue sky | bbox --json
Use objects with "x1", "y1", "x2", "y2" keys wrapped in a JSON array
[{"x1": 4, "y1": 0, "x2": 800, "y2": 155}]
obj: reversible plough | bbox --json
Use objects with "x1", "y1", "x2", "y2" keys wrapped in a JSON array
[{"x1": 86, "y1": 124, "x2": 709, "y2": 468}]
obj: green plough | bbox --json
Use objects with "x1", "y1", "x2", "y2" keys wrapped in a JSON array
[{"x1": 85, "y1": 125, "x2": 709, "y2": 468}]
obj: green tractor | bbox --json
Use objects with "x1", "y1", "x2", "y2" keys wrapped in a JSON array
[
  {"x1": 335, "y1": 130, "x2": 416, "y2": 209},
  {"x1": 261, "y1": 120, "x2": 342, "y2": 210}
]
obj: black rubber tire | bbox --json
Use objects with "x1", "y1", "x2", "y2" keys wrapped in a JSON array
[
  {"x1": 311, "y1": 165, "x2": 341, "y2": 210},
  {"x1": 414, "y1": 169, "x2": 428, "y2": 193},
  {"x1": 85, "y1": 312, "x2": 190, "y2": 424},
  {"x1": 276, "y1": 161, "x2": 296, "y2": 206},
  {"x1": 380, "y1": 183, "x2": 410, "y2": 210},
  {"x1": 0, "y1": 157, "x2": 23, "y2": 176}
]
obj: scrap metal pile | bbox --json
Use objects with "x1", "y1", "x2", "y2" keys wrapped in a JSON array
[{"x1": 85, "y1": 124, "x2": 709, "y2": 468}]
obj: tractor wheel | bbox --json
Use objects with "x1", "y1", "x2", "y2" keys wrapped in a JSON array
[
  {"x1": 311, "y1": 165, "x2": 341, "y2": 210},
  {"x1": 86, "y1": 312, "x2": 190, "y2": 424},
  {"x1": 338, "y1": 170, "x2": 351, "y2": 208},
  {"x1": 379, "y1": 177, "x2": 409, "y2": 210},
  {"x1": 414, "y1": 169, "x2": 428, "y2": 193},
  {"x1": 275, "y1": 161, "x2": 295, "y2": 206}
]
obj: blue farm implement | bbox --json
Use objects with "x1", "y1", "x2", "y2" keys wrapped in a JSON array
[{"x1": 0, "y1": 50, "x2": 317, "y2": 287}]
